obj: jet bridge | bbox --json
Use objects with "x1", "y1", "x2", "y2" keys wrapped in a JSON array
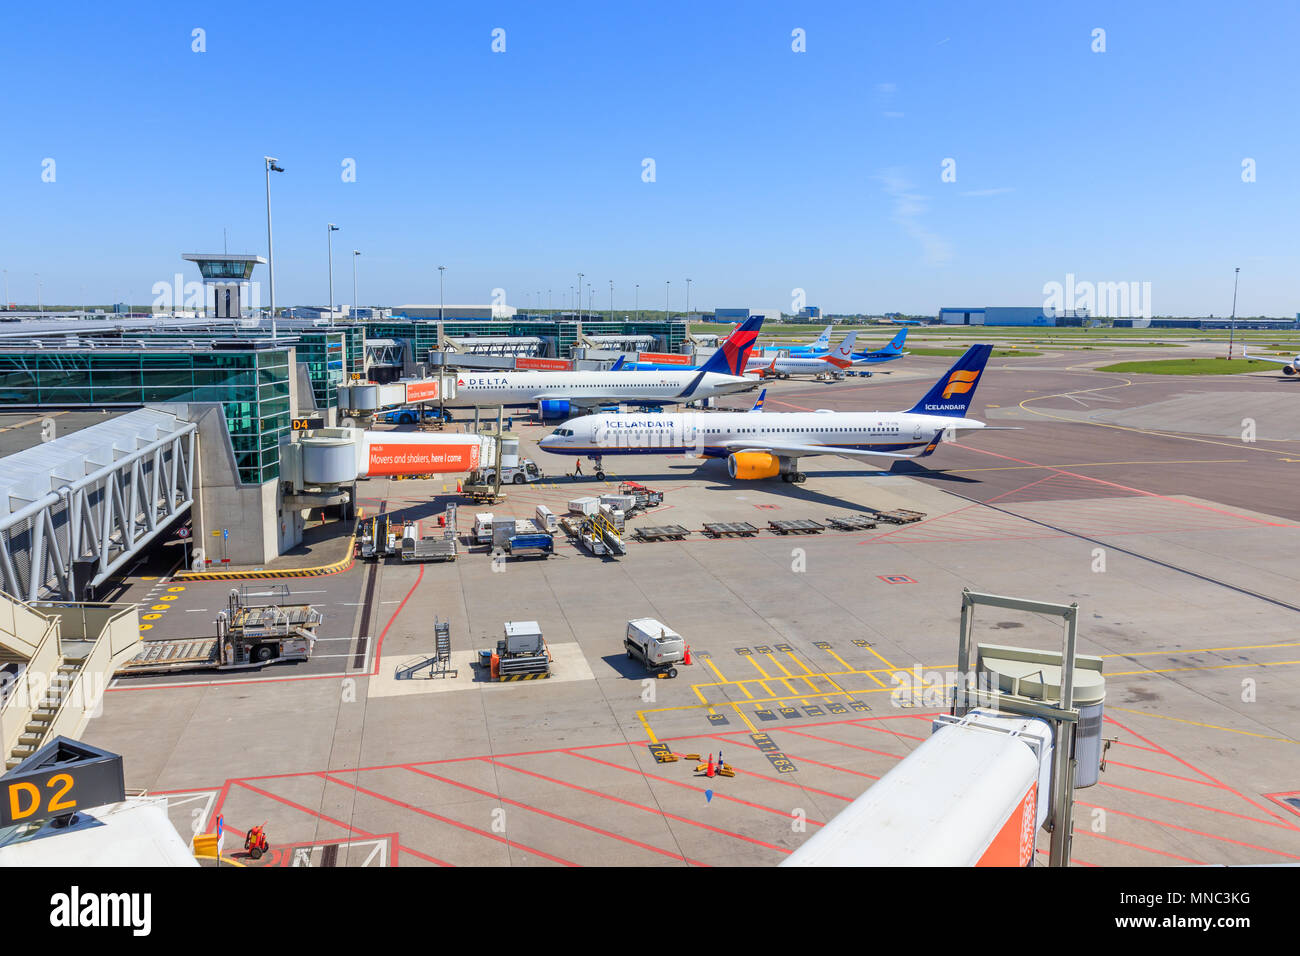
[{"x1": 0, "y1": 408, "x2": 196, "y2": 601}]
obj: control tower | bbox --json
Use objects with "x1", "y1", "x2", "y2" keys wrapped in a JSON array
[{"x1": 182, "y1": 253, "x2": 267, "y2": 319}]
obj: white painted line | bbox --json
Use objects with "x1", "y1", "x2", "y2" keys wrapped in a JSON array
[{"x1": 184, "y1": 609, "x2": 209, "y2": 613}]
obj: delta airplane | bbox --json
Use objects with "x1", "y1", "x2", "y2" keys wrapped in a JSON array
[
  {"x1": 1244, "y1": 349, "x2": 1300, "y2": 376},
  {"x1": 445, "y1": 321, "x2": 760, "y2": 418},
  {"x1": 745, "y1": 331, "x2": 866, "y2": 378},
  {"x1": 540, "y1": 344, "x2": 995, "y2": 482}
]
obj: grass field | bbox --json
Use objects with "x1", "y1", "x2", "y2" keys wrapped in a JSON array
[
  {"x1": 1096, "y1": 358, "x2": 1275, "y2": 375},
  {"x1": 906, "y1": 347, "x2": 1042, "y2": 357}
]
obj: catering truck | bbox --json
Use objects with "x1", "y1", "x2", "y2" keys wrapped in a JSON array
[
  {"x1": 781, "y1": 708, "x2": 1053, "y2": 867},
  {"x1": 624, "y1": 618, "x2": 685, "y2": 679}
]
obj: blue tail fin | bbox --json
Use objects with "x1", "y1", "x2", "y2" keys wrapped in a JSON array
[
  {"x1": 749, "y1": 388, "x2": 767, "y2": 412},
  {"x1": 610, "y1": 355, "x2": 626, "y2": 371},
  {"x1": 699, "y1": 315, "x2": 764, "y2": 374},
  {"x1": 906, "y1": 344, "x2": 993, "y2": 416},
  {"x1": 886, "y1": 328, "x2": 908, "y2": 352}
]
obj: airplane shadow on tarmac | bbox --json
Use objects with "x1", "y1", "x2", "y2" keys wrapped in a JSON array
[{"x1": 578, "y1": 458, "x2": 979, "y2": 512}]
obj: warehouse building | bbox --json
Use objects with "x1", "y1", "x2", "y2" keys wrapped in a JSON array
[{"x1": 938, "y1": 307, "x2": 1089, "y2": 327}]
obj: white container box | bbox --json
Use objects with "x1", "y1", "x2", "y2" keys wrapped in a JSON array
[{"x1": 568, "y1": 496, "x2": 600, "y2": 515}]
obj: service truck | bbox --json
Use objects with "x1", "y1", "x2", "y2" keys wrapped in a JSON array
[
  {"x1": 116, "y1": 587, "x2": 323, "y2": 675},
  {"x1": 625, "y1": 618, "x2": 685, "y2": 678},
  {"x1": 478, "y1": 459, "x2": 544, "y2": 485}
]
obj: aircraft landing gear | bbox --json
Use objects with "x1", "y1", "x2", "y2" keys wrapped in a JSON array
[{"x1": 781, "y1": 472, "x2": 807, "y2": 484}]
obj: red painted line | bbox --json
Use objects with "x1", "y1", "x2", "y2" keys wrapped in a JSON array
[
  {"x1": 370, "y1": 562, "x2": 423, "y2": 675},
  {"x1": 1103, "y1": 759, "x2": 1227, "y2": 790},
  {"x1": 1074, "y1": 801, "x2": 1300, "y2": 860},
  {"x1": 950, "y1": 443, "x2": 1289, "y2": 527},
  {"x1": 232, "y1": 778, "x2": 451, "y2": 866},
  {"x1": 404, "y1": 766, "x2": 707, "y2": 866},
  {"x1": 712, "y1": 735, "x2": 879, "y2": 780},
  {"x1": 1099, "y1": 781, "x2": 1298, "y2": 831},
  {"x1": 487, "y1": 757, "x2": 791, "y2": 853},
  {"x1": 319, "y1": 771, "x2": 578, "y2": 866},
  {"x1": 845, "y1": 719, "x2": 927, "y2": 742},
  {"x1": 697, "y1": 737, "x2": 855, "y2": 799},
  {"x1": 778, "y1": 728, "x2": 907, "y2": 760},
  {"x1": 1071, "y1": 826, "x2": 1204, "y2": 865},
  {"x1": 566, "y1": 750, "x2": 826, "y2": 825},
  {"x1": 1108, "y1": 739, "x2": 1164, "y2": 755},
  {"x1": 1105, "y1": 716, "x2": 1300, "y2": 830}
]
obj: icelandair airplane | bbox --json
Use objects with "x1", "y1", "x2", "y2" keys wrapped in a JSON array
[
  {"x1": 1243, "y1": 349, "x2": 1300, "y2": 376},
  {"x1": 540, "y1": 344, "x2": 995, "y2": 482},
  {"x1": 446, "y1": 317, "x2": 760, "y2": 417}
]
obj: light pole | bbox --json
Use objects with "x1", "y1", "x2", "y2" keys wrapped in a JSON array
[
  {"x1": 352, "y1": 251, "x2": 360, "y2": 319},
  {"x1": 665, "y1": 280, "x2": 670, "y2": 320},
  {"x1": 264, "y1": 157, "x2": 283, "y2": 332},
  {"x1": 1227, "y1": 267, "x2": 1240, "y2": 360},
  {"x1": 2, "y1": 270, "x2": 8, "y2": 310},
  {"x1": 577, "y1": 273, "x2": 584, "y2": 321},
  {"x1": 609, "y1": 280, "x2": 614, "y2": 321},
  {"x1": 438, "y1": 265, "x2": 446, "y2": 320},
  {"x1": 547, "y1": 289, "x2": 552, "y2": 314},
  {"x1": 569, "y1": 286, "x2": 574, "y2": 315},
  {"x1": 635, "y1": 283, "x2": 639, "y2": 321},
  {"x1": 686, "y1": 278, "x2": 692, "y2": 317},
  {"x1": 35, "y1": 273, "x2": 41, "y2": 312},
  {"x1": 326, "y1": 223, "x2": 340, "y2": 324}
]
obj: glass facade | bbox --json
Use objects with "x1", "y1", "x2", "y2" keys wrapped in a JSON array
[
  {"x1": 0, "y1": 348, "x2": 291, "y2": 485},
  {"x1": 365, "y1": 319, "x2": 686, "y2": 359}
]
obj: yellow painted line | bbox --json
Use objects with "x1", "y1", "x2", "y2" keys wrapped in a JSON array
[
  {"x1": 1107, "y1": 659, "x2": 1300, "y2": 678},
  {"x1": 949, "y1": 459, "x2": 1249, "y2": 474},
  {"x1": 0, "y1": 410, "x2": 67, "y2": 434},
  {"x1": 637, "y1": 710, "x2": 658, "y2": 745},
  {"x1": 702, "y1": 656, "x2": 731, "y2": 686},
  {"x1": 784, "y1": 650, "x2": 849, "y2": 695},
  {"x1": 766, "y1": 653, "x2": 816, "y2": 693},
  {"x1": 1018, "y1": 379, "x2": 1300, "y2": 457},
  {"x1": 860, "y1": 642, "x2": 900, "y2": 675},
  {"x1": 1107, "y1": 706, "x2": 1299, "y2": 746},
  {"x1": 746, "y1": 656, "x2": 773, "y2": 680},
  {"x1": 1098, "y1": 640, "x2": 1300, "y2": 659},
  {"x1": 140, "y1": 576, "x2": 158, "y2": 581},
  {"x1": 726, "y1": 702, "x2": 758, "y2": 732}
]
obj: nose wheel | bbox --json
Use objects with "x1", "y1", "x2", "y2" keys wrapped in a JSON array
[{"x1": 781, "y1": 472, "x2": 807, "y2": 484}]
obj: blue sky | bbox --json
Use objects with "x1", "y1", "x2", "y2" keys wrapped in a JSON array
[{"x1": 2, "y1": 1, "x2": 1297, "y2": 315}]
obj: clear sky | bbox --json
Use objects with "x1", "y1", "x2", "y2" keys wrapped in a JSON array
[{"x1": 2, "y1": 1, "x2": 1297, "y2": 316}]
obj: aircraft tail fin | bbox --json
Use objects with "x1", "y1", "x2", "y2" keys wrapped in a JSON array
[
  {"x1": 905, "y1": 344, "x2": 993, "y2": 416},
  {"x1": 699, "y1": 315, "x2": 764, "y2": 375}
]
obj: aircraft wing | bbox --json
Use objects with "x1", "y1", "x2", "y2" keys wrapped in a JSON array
[
  {"x1": 717, "y1": 438, "x2": 928, "y2": 461},
  {"x1": 1244, "y1": 350, "x2": 1297, "y2": 366}
]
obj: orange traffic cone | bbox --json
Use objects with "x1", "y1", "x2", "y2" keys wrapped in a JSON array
[
  {"x1": 706, "y1": 754, "x2": 715, "y2": 778},
  {"x1": 683, "y1": 645, "x2": 693, "y2": 666},
  {"x1": 456, "y1": 480, "x2": 463, "y2": 493}
]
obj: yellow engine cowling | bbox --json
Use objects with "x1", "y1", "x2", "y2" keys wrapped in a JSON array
[{"x1": 727, "y1": 452, "x2": 781, "y2": 480}]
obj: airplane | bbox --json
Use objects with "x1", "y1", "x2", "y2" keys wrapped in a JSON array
[
  {"x1": 539, "y1": 343, "x2": 995, "y2": 482},
  {"x1": 744, "y1": 331, "x2": 865, "y2": 379},
  {"x1": 851, "y1": 328, "x2": 909, "y2": 364},
  {"x1": 612, "y1": 316, "x2": 763, "y2": 371},
  {"x1": 756, "y1": 324, "x2": 834, "y2": 357},
  {"x1": 445, "y1": 323, "x2": 760, "y2": 419},
  {"x1": 1243, "y1": 349, "x2": 1300, "y2": 376}
]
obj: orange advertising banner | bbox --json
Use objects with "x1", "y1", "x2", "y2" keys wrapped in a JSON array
[
  {"x1": 638, "y1": 352, "x2": 692, "y2": 365},
  {"x1": 366, "y1": 441, "x2": 480, "y2": 477},
  {"x1": 404, "y1": 381, "x2": 440, "y2": 402},
  {"x1": 516, "y1": 357, "x2": 572, "y2": 371}
]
